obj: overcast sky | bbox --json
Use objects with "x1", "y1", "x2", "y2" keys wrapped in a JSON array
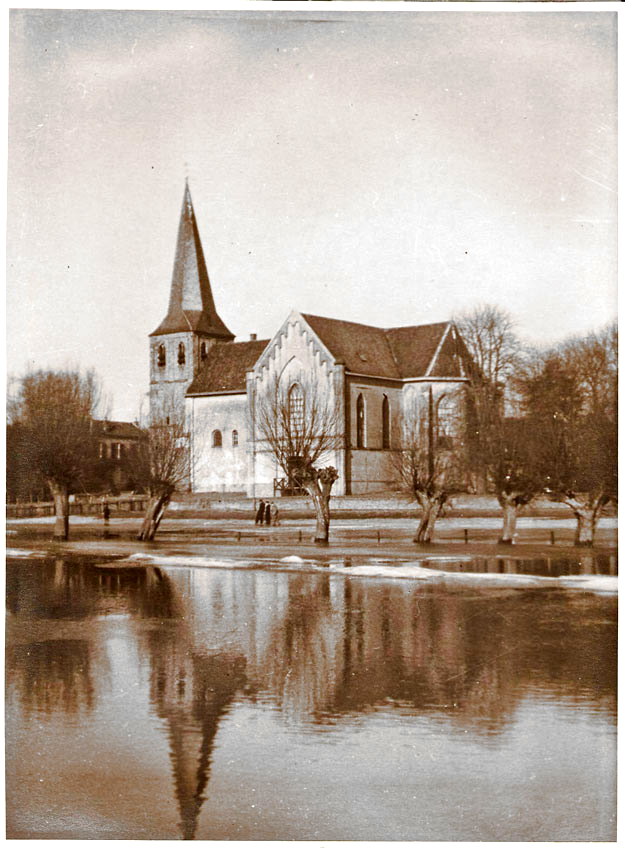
[{"x1": 8, "y1": 8, "x2": 617, "y2": 420}]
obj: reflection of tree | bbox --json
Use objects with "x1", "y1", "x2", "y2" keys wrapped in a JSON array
[
  {"x1": 144, "y1": 617, "x2": 246, "y2": 839},
  {"x1": 257, "y1": 576, "x2": 616, "y2": 731},
  {"x1": 6, "y1": 558, "x2": 181, "y2": 621},
  {"x1": 262, "y1": 574, "x2": 337, "y2": 720},
  {"x1": 6, "y1": 639, "x2": 94, "y2": 717}
]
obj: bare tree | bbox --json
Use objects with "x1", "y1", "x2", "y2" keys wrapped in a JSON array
[
  {"x1": 10, "y1": 369, "x2": 103, "y2": 539},
  {"x1": 520, "y1": 330, "x2": 617, "y2": 546},
  {"x1": 455, "y1": 304, "x2": 521, "y2": 492},
  {"x1": 255, "y1": 374, "x2": 342, "y2": 544},
  {"x1": 130, "y1": 402, "x2": 191, "y2": 541},
  {"x1": 391, "y1": 387, "x2": 463, "y2": 544},
  {"x1": 489, "y1": 419, "x2": 543, "y2": 544}
]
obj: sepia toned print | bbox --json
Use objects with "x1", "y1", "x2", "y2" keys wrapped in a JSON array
[{"x1": 6, "y1": 7, "x2": 616, "y2": 841}]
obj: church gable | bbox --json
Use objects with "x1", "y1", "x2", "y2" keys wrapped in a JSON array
[{"x1": 252, "y1": 311, "x2": 339, "y2": 387}]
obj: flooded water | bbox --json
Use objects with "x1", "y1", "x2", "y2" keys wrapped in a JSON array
[{"x1": 6, "y1": 553, "x2": 616, "y2": 840}]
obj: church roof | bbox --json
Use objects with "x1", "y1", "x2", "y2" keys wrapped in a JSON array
[
  {"x1": 150, "y1": 183, "x2": 235, "y2": 339},
  {"x1": 186, "y1": 339, "x2": 269, "y2": 395},
  {"x1": 301, "y1": 314, "x2": 466, "y2": 380}
]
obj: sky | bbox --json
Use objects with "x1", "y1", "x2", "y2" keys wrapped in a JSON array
[{"x1": 7, "y1": 7, "x2": 617, "y2": 421}]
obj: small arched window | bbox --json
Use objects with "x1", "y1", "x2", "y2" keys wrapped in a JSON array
[
  {"x1": 200, "y1": 341, "x2": 208, "y2": 361},
  {"x1": 288, "y1": 383, "x2": 304, "y2": 437},
  {"x1": 157, "y1": 344, "x2": 166, "y2": 368},
  {"x1": 178, "y1": 342, "x2": 186, "y2": 366},
  {"x1": 212, "y1": 430, "x2": 222, "y2": 448},
  {"x1": 382, "y1": 395, "x2": 390, "y2": 449},
  {"x1": 232, "y1": 430, "x2": 239, "y2": 447},
  {"x1": 356, "y1": 393, "x2": 365, "y2": 448}
]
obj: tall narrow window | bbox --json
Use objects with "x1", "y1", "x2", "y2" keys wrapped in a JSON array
[
  {"x1": 178, "y1": 342, "x2": 186, "y2": 366},
  {"x1": 212, "y1": 430, "x2": 222, "y2": 448},
  {"x1": 356, "y1": 393, "x2": 365, "y2": 448},
  {"x1": 382, "y1": 395, "x2": 390, "y2": 449},
  {"x1": 157, "y1": 344, "x2": 166, "y2": 368},
  {"x1": 200, "y1": 341, "x2": 208, "y2": 361},
  {"x1": 232, "y1": 430, "x2": 239, "y2": 447},
  {"x1": 288, "y1": 383, "x2": 304, "y2": 437}
]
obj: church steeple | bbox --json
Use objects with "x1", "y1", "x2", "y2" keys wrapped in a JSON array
[
  {"x1": 149, "y1": 183, "x2": 235, "y2": 421},
  {"x1": 150, "y1": 182, "x2": 234, "y2": 339}
]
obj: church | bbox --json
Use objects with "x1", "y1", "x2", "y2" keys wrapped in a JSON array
[{"x1": 150, "y1": 184, "x2": 471, "y2": 498}]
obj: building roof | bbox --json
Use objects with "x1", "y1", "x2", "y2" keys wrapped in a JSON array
[
  {"x1": 302, "y1": 314, "x2": 467, "y2": 380},
  {"x1": 150, "y1": 183, "x2": 235, "y2": 340},
  {"x1": 93, "y1": 420, "x2": 143, "y2": 439},
  {"x1": 187, "y1": 339, "x2": 269, "y2": 395}
]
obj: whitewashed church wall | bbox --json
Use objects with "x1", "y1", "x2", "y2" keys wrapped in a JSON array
[
  {"x1": 188, "y1": 394, "x2": 249, "y2": 493},
  {"x1": 249, "y1": 313, "x2": 347, "y2": 497}
]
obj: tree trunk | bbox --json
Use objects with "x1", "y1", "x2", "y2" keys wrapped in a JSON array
[
  {"x1": 306, "y1": 486, "x2": 331, "y2": 544},
  {"x1": 564, "y1": 493, "x2": 605, "y2": 547},
  {"x1": 138, "y1": 491, "x2": 172, "y2": 541},
  {"x1": 49, "y1": 480, "x2": 69, "y2": 540},
  {"x1": 498, "y1": 498, "x2": 519, "y2": 544},
  {"x1": 414, "y1": 496, "x2": 445, "y2": 544},
  {"x1": 574, "y1": 507, "x2": 598, "y2": 547},
  {"x1": 413, "y1": 504, "x2": 432, "y2": 543}
]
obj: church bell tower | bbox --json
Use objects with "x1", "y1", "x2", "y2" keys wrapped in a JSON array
[{"x1": 149, "y1": 182, "x2": 234, "y2": 420}]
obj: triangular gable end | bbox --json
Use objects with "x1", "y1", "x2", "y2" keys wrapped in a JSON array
[
  {"x1": 426, "y1": 322, "x2": 469, "y2": 379},
  {"x1": 250, "y1": 310, "x2": 340, "y2": 378}
]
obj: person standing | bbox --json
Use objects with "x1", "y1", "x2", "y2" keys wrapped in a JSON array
[
  {"x1": 255, "y1": 500, "x2": 265, "y2": 525},
  {"x1": 271, "y1": 502, "x2": 280, "y2": 526},
  {"x1": 264, "y1": 501, "x2": 272, "y2": 526}
]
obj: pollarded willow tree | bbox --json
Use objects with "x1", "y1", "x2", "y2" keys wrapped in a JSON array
[
  {"x1": 255, "y1": 374, "x2": 342, "y2": 544},
  {"x1": 130, "y1": 402, "x2": 191, "y2": 541},
  {"x1": 391, "y1": 387, "x2": 464, "y2": 544},
  {"x1": 520, "y1": 325, "x2": 617, "y2": 546},
  {"x1": 10, "y1": 369, "x2": 104, "y2": 539}
]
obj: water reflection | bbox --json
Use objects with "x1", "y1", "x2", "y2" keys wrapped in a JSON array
[
  {"x1": 5, "y1": 556, "x2": 617, "y2": 840},
  {"x1": 421, "y1": 553, "x2": 618, "y2": 577},
  {"x1": 143, "y1": 618, "x2": 246, "y2": 838},
  {"x1": 7, "y1": 639, "x2": 94, "y2": 717}
]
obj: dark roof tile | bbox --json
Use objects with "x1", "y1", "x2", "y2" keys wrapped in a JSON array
[
  {"x1": 187, "y1": 340, "x2": 269, "y2": 395},
  {"x1": 302, "y1": 314, "x2": 459, "y2": 380}
]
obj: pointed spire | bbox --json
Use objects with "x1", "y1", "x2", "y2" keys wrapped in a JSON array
[{"x1": 151, "y1": 183, "x2": 234, "y2": 339}]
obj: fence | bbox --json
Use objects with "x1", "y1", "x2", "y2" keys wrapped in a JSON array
[{"x1": 6, "y1": 496, "x2": 147, "y2": 519}]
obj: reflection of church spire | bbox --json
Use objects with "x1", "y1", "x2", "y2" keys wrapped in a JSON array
[{"x1": 147, "y1": 625, "x2": 246, "y2": 839}]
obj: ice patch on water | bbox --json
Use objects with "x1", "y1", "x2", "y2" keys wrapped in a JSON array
[
  {"x1": 124, "y1": 552, "x2": 261, "y2": 570},
  {"x1": 105, "y1": 551, "x2": 618, "y2": 595},
  {"x1": 328, "y1": 561, "x2": 617, "y2": 594},
  {"x1": 6, "y1": 548, "x2": 47, "y2": 558}
]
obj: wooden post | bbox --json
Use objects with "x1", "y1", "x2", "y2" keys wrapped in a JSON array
[
  {"x1": 550, "y1": 530, "x2": 555, "y2": 545},
  {"x1": 464, "y1": 528, "x2": 469, "y2": 544},
  {"x1": 377, "y1": 530, "x2": 380, "y2": 543},
  {"x1": 298, "y1": 529, "x2": 302, "y2": 543}
]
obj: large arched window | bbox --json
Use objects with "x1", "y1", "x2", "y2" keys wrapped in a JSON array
[
  {"x1": 177, "y1": 342, "x2": 186, "y2": 366},
  {"x1": 356, "y1": 393, "x2": 365, "y2": 448},
  {"x1": 288, "y1": 383, "x2": 304, "y2": 437},
  {"x1": 157, "y1": 344, "x2": 166, "y2": 368},
  {"x1": 382, "y1": 395, "x2": 390, "y2": 449},
  {"x1": 212, "y1": 429, "x2": 222, "y2": 448}
]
